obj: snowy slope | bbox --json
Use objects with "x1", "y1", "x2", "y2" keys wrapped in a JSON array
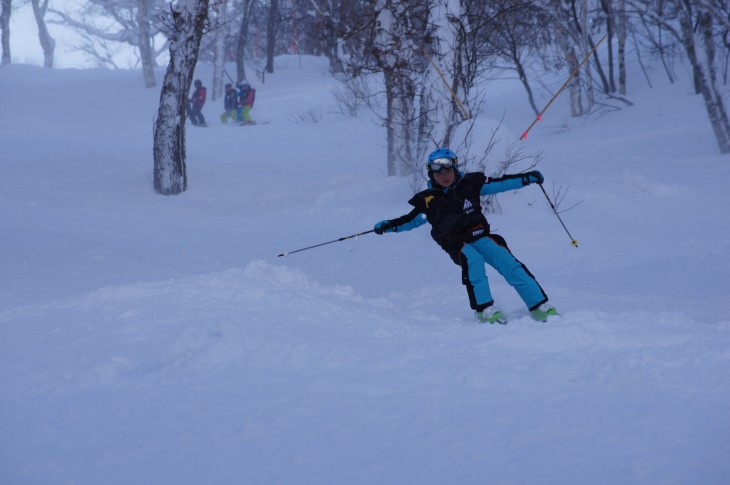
[{"x1": 1, "y1": 55, "x2": 729, "y2": 485}]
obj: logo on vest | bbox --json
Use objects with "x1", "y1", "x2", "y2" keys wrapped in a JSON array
[{"x1": 463, "y1": 199, "x2": 474, "y2": 214}]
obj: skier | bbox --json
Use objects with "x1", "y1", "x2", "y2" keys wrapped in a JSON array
[
  {"x1": 236, "y1": 81, "x2": 256, "y2": 125},
  {"x1": 373, "y1": 148, "x2": 558, "y2": 324},
  {"x1": 187, "y1": 79, "x2": 207, "y2": 127},
  {"x1": 220, "y1": 83, "x2": 238, "y2": 124}
]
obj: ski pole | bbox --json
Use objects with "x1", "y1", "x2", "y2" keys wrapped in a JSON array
[
  {"x1": 278, "y1": 230, "x2": 375, "y2": 257},
  {"x1": 537, "y1": 184, "x2": 579, "y2": 248},
  {"x1": 519, "y1": 34, "x2": 606, "y2": 140}
]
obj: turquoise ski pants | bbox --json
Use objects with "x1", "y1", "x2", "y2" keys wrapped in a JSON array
[{"x1": 459, "y1": 235, "x2": 547, "y2": 312}]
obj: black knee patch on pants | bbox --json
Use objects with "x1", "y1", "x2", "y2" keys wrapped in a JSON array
[{"x1": 487, "y1": 233, "x2": 510, "y2": 251}]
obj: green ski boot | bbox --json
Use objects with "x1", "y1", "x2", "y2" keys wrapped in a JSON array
[
  {"x1": 531, "y1": 303, "x2": 559, "y2": 322},
  {"x1": 476, "y1": 307, "x2": 507, "y2": 324}
]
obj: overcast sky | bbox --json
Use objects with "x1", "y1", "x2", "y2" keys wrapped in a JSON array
[{"x1": 10, "y1": 2, "x2": 107, "y2": 68}]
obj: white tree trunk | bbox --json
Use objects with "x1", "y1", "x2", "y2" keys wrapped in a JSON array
[
  {"x1": 137, "y1": 0, "x2": 156, "y2": 88},
  {"x1": 382, "y1": 68, "x2": 417, "y2": 177},
  {"x1": 211, "y1": 0, "x2": 228, "y2": 101},
  {"x1": 556, "y1": 33, "x2": 583, "y2": 117},
  {"x1": 373, "y1": 2, "x2": 422, "y2": 177},
  {"x1": 1, "y1": 0, "x2": 11, "y2": 65},
  {"x1": 384, "y1": 72, "x2": 397, "y2": 176},
  {"x1": 425, "y1": 0, "x2": 470, "y2": 150},
  {"x1": 580, "y1": 0, "x2": 593, "y2": 111},
  {"x1": 235, "y1": 0, "x2": 255, "y2": 83},
  {"x1": 153, "y1": 0, "x2": 209, "y2": 195},
  {"x1": 694, "y1": 10, "x2": 730, "y2": 153},
  {"x1": 30, "y1": 0, "x2": 54, "y2": 68}
]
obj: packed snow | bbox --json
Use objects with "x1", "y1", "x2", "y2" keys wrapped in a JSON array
[{"x1": 1, "y1": 54, "x2": 729, "y2": 484}]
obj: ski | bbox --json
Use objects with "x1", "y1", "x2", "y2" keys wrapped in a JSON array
[{"x1": 236, "y1": 121, "x2": 270, "y2": 126}]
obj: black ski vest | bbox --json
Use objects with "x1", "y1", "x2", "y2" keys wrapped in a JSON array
[{"x1": 408, "y1": 172, "x2": 489, "y2": 256}]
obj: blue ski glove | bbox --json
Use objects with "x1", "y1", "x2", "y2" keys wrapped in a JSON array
[
  {"x1": 522, "y1": 170, "x2": 544, "y2": 185},
  {"x1": 374, "y1": 220, "x2": 396, "y2": 234}
]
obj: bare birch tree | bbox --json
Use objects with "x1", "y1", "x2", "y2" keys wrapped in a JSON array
[
  {"x1": 29, "y1": 0, "x2": 54, "y2": 67},
  {"x1": 235, "y1": 0, "x2": 256, "y2": 83},
  {"x1": 302, "y1": 0, "x2": 351, "y2": 74},
  {"x1": 549, "y1": 0, "x2": 585, "y2": 117},
  {"x1": 421, "y1": 0, "x2": 474, "y2": 151},
  {"x1": 210, "y1": 0, "x2": 228, "y2": 99},
  {"x1": 265, "y1": 0, "x2": 279, "y2": 73},
  {"x1": 136, "y1": 0, "x2": 156, "y2": 87},
  {"x1": 629, "y1": 0, "x2": 730, "y2": 153},
  {"x1": 49, "y1": 0, "x2": 166, "y2": 87},
  {"x1": 1, "y1": 0, "x2": 10, "y2": 65},
  {"x1": 475, "y1": 0, "x2": 551, "y2": 116},
  {"x1": 153, "y1": 0, "x2": 209, "y2": 195},
  {"x1": 369, "y1": 0, "x2": 428, "y2": 176}
]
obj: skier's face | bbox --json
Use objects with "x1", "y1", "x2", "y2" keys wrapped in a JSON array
[{"x1": 432, "y1": 167, "x2": 456, "y2": 187}]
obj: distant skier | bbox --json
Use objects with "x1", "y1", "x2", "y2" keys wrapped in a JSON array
[
  {"x1": 236, "y1": 81, "x2": 256, "y2": 125},
  {"x1": 187, "y1": 79, "x2": 207, "y2": 127},
  {"x1": 220, "y1": 83, "x2": 238, "y2": 124},
  {"x1": 373, "y1": 148, "x2": 558, "y2": 324}
]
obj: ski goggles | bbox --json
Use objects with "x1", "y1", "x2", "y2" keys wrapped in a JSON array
[{"x1": 427, "y1": 157, "x2": 456, "y2": 173}]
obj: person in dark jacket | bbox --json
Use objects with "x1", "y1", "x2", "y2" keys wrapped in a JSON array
[
  {"x1": 374, "y1": 148, "x2": 558, "y2": 324},
  {"x1": 187, "y1": 79, "x2": 207, "y2": 126},
  {"x1": 220, "y1": 83, "x2": 238, "y2": 124}
]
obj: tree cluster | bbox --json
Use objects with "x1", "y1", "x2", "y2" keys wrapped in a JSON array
[{"x1": 2, "y1": 0, "x2": 729, "y2": 195}]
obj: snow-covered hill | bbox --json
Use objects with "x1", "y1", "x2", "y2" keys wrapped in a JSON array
[{"x1": 1, "y1": 55, "x2": 729, "y2": 484}]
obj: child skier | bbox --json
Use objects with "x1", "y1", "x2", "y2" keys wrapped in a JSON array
[
  {"x1": 236, "y1": 81, "x2": 256, "y2": 125},
  {"x1": 220, "y1": 83, "x2": 238, "y2": 124},
  {"x1": 373, "y1": 148, "x2": 558, "y2": 324}
]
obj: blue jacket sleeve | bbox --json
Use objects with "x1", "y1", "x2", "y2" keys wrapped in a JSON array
[
  {"x1": 480, "y1": 173, "x2": 530, "y2": 196},
  {"x1": 390, "y1": 208, "x2": 428, "y2": 232}
]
